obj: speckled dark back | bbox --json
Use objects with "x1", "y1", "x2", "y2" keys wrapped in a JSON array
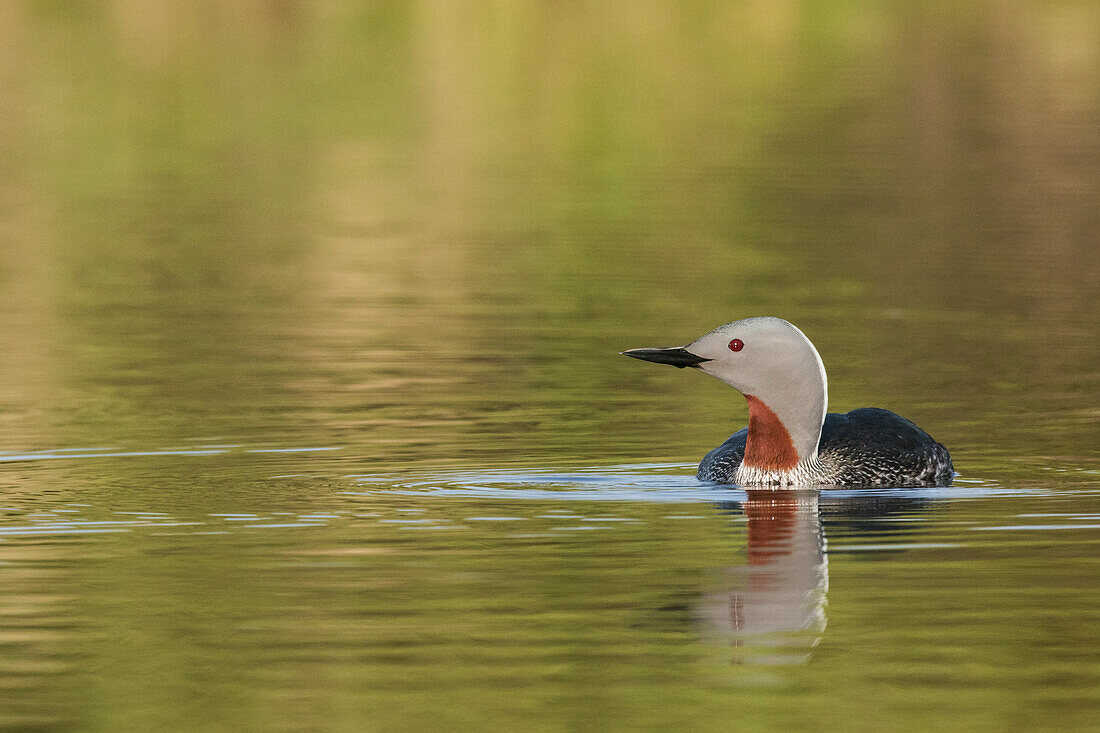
[{"x1": 816, "y1": 408, "x2": 953, "y2": 487}]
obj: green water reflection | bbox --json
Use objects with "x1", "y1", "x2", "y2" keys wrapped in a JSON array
[{"x1": 0, "y1": 2, "x2": 1098, "y2": 731}]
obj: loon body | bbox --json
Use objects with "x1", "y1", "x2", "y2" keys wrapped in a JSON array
[{"x1": 623, "y1": 317, "x2": 953, "y2": 488}]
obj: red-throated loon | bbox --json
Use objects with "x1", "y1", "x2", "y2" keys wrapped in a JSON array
[{"x1": 622, "y1": 317, "x2": 954, "y2": 488}]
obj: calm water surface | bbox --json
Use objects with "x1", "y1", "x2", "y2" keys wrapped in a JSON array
[{"x1": 1, "y1": 3, "x2": 1098, "y2": 731}]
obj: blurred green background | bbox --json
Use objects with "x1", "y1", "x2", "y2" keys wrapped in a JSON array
[{"x1": 2, "y1": 0, "x2": 1096, "y2": 461}]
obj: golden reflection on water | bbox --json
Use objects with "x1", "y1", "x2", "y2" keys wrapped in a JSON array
[{"x1": 0, "y1": 2, "x2": 1095, "y2": 455}]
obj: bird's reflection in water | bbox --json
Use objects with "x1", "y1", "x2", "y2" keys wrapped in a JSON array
[
  {"x1": 700, "y1": 490, "x2": 827, "y2": 665},
  {"x1": 699, "y1": 490, "x2": 932, "y2": 665}
]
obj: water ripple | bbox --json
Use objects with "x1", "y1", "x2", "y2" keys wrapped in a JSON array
[{"x1": 346, "y1": 465, "x2": 1039, "y2": 504}]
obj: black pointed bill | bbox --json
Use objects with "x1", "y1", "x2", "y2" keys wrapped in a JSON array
[{"x1": 621, "y1": 346, "x2": 711, "y2": 369}]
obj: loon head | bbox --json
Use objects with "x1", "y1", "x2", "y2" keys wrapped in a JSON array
[{"x1": 622, "y1": 316, "x2": 828, "y2": 480}]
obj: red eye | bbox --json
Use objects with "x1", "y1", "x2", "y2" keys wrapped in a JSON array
[{"x1": 728, "y1": 339, "x2": 744, "y2": 352}]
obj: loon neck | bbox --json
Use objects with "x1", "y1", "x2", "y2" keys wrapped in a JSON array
[
  {"x1": 743, "y1": 396, "x2": 801, "y2": 471},
  {"x1": 738, "y1": 391, "x2": 826, "y2": 484}
]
